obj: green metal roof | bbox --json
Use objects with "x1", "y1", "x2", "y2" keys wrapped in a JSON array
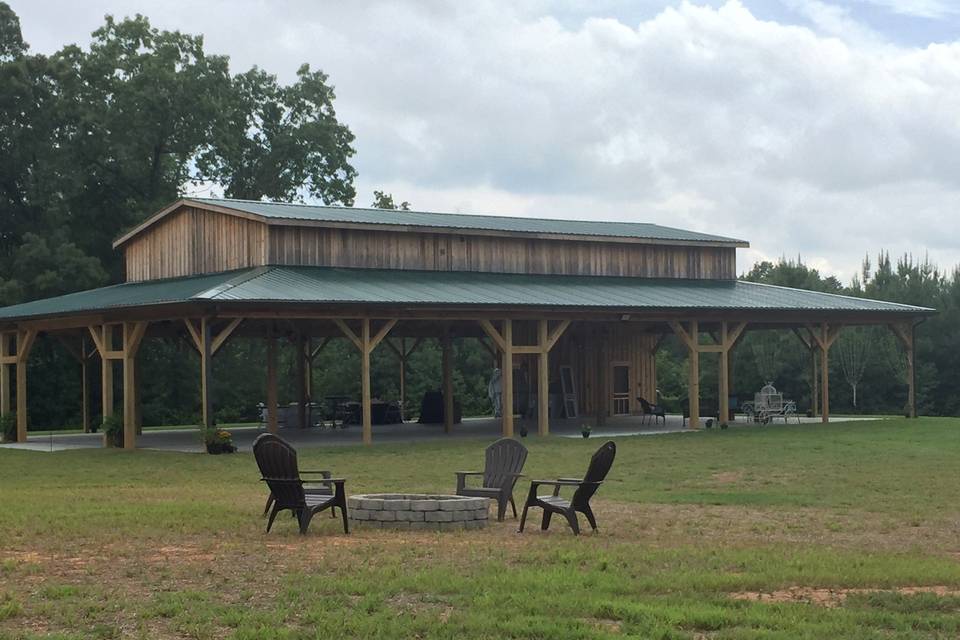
[
  {"x1": 183, "y1": 197, "x2": 748, "y2": 246},
  {"x1": 0, "y1": 266, "x2": 933, "y2": 322}
]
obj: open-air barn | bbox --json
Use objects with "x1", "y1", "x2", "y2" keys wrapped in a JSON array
[{"x1": 0, "y1": 198, "x2": 934, "y2": 448}]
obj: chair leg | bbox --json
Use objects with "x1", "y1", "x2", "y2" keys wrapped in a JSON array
[
  {"x1": 509, "y1": 495, "x2": 517, "y2": 518},
  {"x1": 563, "y1": 510, "x2": 581, "y2": 535},
  {"x1": 263, "y1": 493, "x2": 275, "y2": 517},
  {"x1": 298, "y1": 509, "x2": 315, "y2": 535},
  {"x1": 518, "y1": 502, "x2": 531, "y2": 532},
  {"x1": 340, "y1": 502, "x2": 350, "y2": 534},
  {"x1": 496, "y1": 496, "x2": 508, "y2": 522},
  {"x1": 266, "y1": 504, "x2": 282, "y2": 533},
  {"x1": 581, "y1": 505, "x2": 598, "y2": 532},
  {"x1": 541, "y1": 510, "x2": 553, "y2": 531}
]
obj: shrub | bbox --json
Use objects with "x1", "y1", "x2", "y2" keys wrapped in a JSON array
[
  {"x1": 102, "y1": 415, "x2": 123, "y2": 448},
  {"x1": 0, "y1": 413, "x2": 15, "y2": 442},
  {"x1": 201, "y1": 426, "x2": 236, "y2": 454}
]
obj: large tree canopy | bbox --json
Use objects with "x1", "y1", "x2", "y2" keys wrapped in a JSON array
[{"x1": 0, "y1": 5, "x2": 356, "y2": 298}]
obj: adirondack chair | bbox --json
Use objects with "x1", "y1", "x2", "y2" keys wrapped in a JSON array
[
  {"x1": 455, "y1": 438, "x2": 528, "y2": 521},
  {"x1": 637, "y1": 397, "x2": 666, "y2": 424},
  {"x1": 252, "y1": 433, "x2": 349, "y2": 535},
  {"x1": 518, "y1": 440, "x2": 617, "y2": 535},
  {"x1": 254, "y1": 433, "x2": 334, "y2": 517}
]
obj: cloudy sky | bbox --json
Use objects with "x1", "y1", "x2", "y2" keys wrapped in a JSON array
[{"x1": 11, "y1": 1, "x2": 960, "y2": 281}]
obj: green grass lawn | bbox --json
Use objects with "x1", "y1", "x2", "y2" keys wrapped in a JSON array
[{"x1": 1, "y1": 418, "x2": 959, "y2": 639}]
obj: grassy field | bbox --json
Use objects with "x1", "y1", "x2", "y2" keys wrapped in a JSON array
[{"x1": 1, "y1": 418, "x2": 959, "y2": 639}]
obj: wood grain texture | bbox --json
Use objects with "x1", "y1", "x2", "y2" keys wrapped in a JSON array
[{"x1": 122, "y1": 206, "x2": 736, "y2": 281}]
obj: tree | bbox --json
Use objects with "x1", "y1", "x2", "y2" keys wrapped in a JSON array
[
  {"x1": 198, "y1": 65, "x2": 357, "y2": 204},
  {"x1": 372, "y1": 190, "x2": 410, "y2": 210},
  {"x1": 836, "y1": 328, "x2": 870, "y2": 408}
]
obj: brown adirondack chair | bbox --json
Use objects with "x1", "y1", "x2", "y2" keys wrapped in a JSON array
[
  {"x1": 252, "y1": 433, "x2": 349, "y2": 534},
  {"x1": 254, "y1": 433, "x2": 334, "y2": 517},
  {"x1": 455, "y1": 437, "x2": 528, "y2": 521},
  {"x1": 518, "y1": 440, "x2": 616, "y2": 535}
]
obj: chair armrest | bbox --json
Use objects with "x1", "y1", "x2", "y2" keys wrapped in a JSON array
[
  {"x1": 556, "y1": 477, "x2": 581, "y2": 482},
  {"x1": 301, "y1": 470, "x2": 332, "y2": 477},
  {"x1": 530, "y1": 479, "x2": 590, "y2": 487},
  {"x1": 454, "y1": 471, "x2": 484, "y2": 477}
]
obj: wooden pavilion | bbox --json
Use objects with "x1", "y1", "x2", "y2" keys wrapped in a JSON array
[{"x1": 0, "y1": 198, "x2": 934, "y2": 448}]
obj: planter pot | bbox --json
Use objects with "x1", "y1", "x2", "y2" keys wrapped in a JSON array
[
  {"x1": 581, "y1": 431, "x2": 591, "y2": 439},
  {"x1": 519, "y1": 427, "x2": 528, "y2": 438},
  {"x1": 206, "y1": 442, "x2": 236, "y2": 455}
]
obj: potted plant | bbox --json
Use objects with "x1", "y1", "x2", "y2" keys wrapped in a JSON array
[
  {"x1": 519, "y1": 424, "x2": 528, "y2": 438},
  {"x1": 0, "y1": 413, "x2": 15, "y2": 443},
  {"x1": 203, "y1": 426, "x2": 236, "y2": 454},
  {"x1": 581, "y1": 424, "x2": 592, "y2": 439},
  {"x1": 102, "y1": 415, "x2": 123, "y2": 448}
]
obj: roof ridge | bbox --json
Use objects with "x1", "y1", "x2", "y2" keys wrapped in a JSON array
[{"x1": 189, "y1": 197, "x2": 746, "y2": 243}]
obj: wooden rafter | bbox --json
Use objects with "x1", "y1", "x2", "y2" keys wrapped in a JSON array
[
  {"x1": 478, "y1": 319, "x2": 506, "y2": 353},
  {"x1": 545, "y1": 319, "x2": 571, "y2": 351},
  {"x1": 210, "y1": 318, "x2": 243, "y2": 355},
  {"x1": 333, "y1": 319, "x2": 362, "y2": 351}
]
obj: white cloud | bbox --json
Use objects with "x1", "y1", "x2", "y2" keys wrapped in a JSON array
[
  {"x1": 852, "y1": 0, "x2": 959, "y2": 19},
  {"x1": 11, "y1": 0, "x2": 960, "y2": 281}
]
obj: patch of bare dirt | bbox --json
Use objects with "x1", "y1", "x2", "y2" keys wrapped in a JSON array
[
  {"x1": 710, "y1": 471, "x2": 744, "y2": 484},
  {"x1": 730, "y1": 586, "x2": 960, "y2": 608},
  {"x1": 386, "y1": 592, "x2": 454, "y2": 621}
]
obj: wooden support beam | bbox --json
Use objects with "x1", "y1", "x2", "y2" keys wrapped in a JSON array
[
  {"x1": 398, "y1": 338, "x2": 407, "y2": 420},
  {"x1": 669, "y1": 320, "x2": 696, "y2": 352},
  {"x1": 369, "y1": 319, "x2": 398, "y2": 352},
  {"x1": 14, "y1": 329, "x2": 37, "y2": 442},
  {"x1": 538, "y1": 319, "x2": 550, "y2": 436},
  {"x1": 183, "y1": 318, "x2": 202, "y2": 351},
  {"x1": 688, "y1": 321, "x2": 700, "y2": 429},
  {"x1": 266, "y1": 329, "x2": 278, "y2": 434},
  {"x1": 478, "y1": 319, "x2": 507, "y2": 353},
  {"x1": 81, "y1": 340, "x2": 91, "y2": 433},
  {"x1": 0, "y1": 333, "x2": 11, "y2": 418},
  {"x1": 361, "y1": 319, "x2": 372, "y2": 446},
  {"x1": 210, "y1": 318, "x2": 243, "y2": 355},
  {"x1": 545, "y1": 319, "x2": 571, "y2": 352},
  {"x1": 719, "y1": 322, "x2": 730, "y2": 425},
  {"x1": 100, "y1": 326, "x2": 114, "y2": 446},
  {"x1": 502, "y1": 320, "x2": 514, "y2": 438},
  {"x1": 122, "y1": 321, "x2": 148, "y2": 449},
  {"x1": 512, "y1": 345, "x2": 542, "y2": 355},
  {"x1": 296, "y1": 331, "x2": 307, "y2": 429},
  {"x1": 310, "y1": 336, "x2": 332, "y2": 361},
  {"x1": 200, "y1": 318, "x2": 213, "y2": 430},
  {"x1": 334, "y1": 319, "x2": 362, "y2": 351},
  {"x1": 442, "y1": 330, "x2": 454, "y2": 434}
]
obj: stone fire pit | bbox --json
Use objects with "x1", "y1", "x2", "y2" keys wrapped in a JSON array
[{"x1": 347, "y1": 494, "x2": 489, "y2": 531}]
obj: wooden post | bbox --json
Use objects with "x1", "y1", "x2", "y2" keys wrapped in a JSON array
[
  {"x1": 537, "y1": 319, "x2": 550, "y2": 436},
  {"x1": 719, "y1": 322, "x2": 729, "y2": 425},
  {"x1": 296, "y1": 331, "x2": 307, "y2": 429},
  {"x1": 597, "y1": 326, "x2": 608, "y2": 428},
  {"x1": 399, "y1": 338, "x2": 406, "y2": 420},
  {"x1": 811, "y1": 348, "x2": 819, "y2": 417},
  {"x1": 0, "y1": 333, "x2": 10, "y2": 418},
  {"x1": 101, "y1": 326, "x2": 114, "y2": 444},
  {"x1": 907, "y1": 324, "x2": 916, "y2": 418},
  {"x1": 305, "y1": 338, "x2": 313, "y2": 425},
  {"x1": 14, "y1": 330, "x2": 36, "y2": 442},
  {"x1": 442, "y1": 330, "x2": 454, "y2": 434},
  {"x1": 200, "y1": 318, "x2": 212, "y2": 429},
  {"x1": 81, "y1": 339, "x2": 91, "y2": 433},
  {"x1": 361, "y1": 319, "x2": 372, "y2": 446},
  {"x1": 820, "y1": 329, "x2": 830, "y2": 423},
  {"x1": 502, "y1": 320, "x2": 514, "y2": 438},
  {"x1": 266, "y1": 329, "x2": 278, "y2": 434},
  {"x1": 688, "y1": 320, "x2": 700, "y2": 429}
]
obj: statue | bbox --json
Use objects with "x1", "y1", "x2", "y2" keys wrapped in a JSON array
[{"x1": 487, "y1": 368, "x2": 503, "y2": 417}]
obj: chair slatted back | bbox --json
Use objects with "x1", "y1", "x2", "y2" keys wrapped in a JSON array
[
  {"x1": 253, "y1": 433, "x2": 306, "y2": 509},
  {"x1": 573, "y1": 441, "x2": 617, "y2": 507},
  {"x1": 483, "y1": 438, "x2": 528, "y2": 491},
  {"x1": 638, "y1": 398, "x2": 653, "y2": 414}
]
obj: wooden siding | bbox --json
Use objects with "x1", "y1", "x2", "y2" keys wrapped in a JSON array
[
  {"x1": 124, "y1": 208, "x2": 267, "y2": 281},
  {"x1": 123, "y1": 206, "x2": 735, "y2": 281},
  {"x1": 550, "y1": 323, "x2": 657, "y2": 417},
  {"x1": 268, "y1": 226, "x2": 736, "y2": 279}
]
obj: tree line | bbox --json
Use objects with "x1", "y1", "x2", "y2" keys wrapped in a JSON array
[{"x1": 2, "y1": 6, "x2": 957, "y2": 428}]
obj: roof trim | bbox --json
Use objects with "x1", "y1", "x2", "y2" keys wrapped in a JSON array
[{"x1": 112, "y1": 198, "x2": 751, "y2": 249}]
